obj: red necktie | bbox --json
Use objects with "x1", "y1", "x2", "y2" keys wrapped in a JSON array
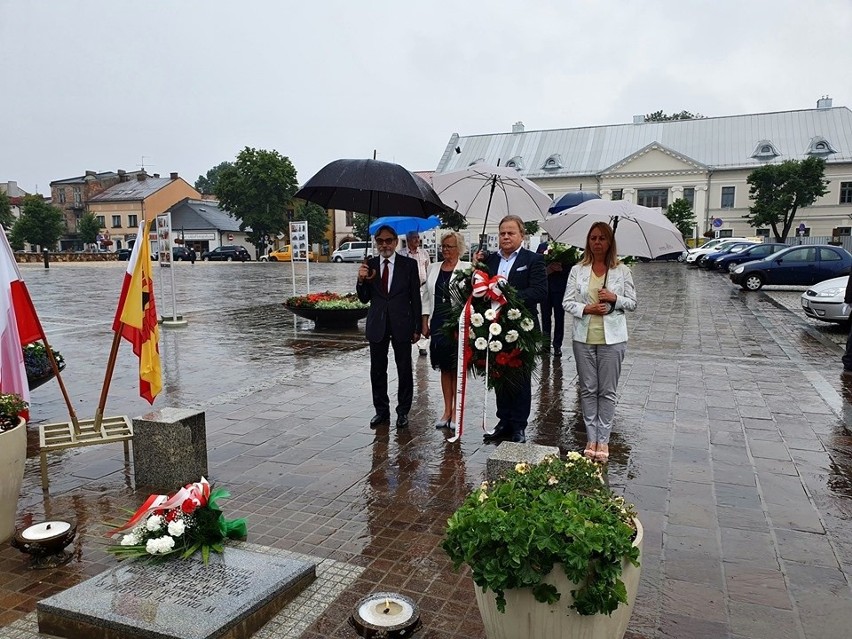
[{"x1": 381, "y1": 259, "x2": 390, "y2": 295}]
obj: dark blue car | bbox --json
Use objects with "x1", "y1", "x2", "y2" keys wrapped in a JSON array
[
  {"x1": 730, "y1": 244, "x2": 852, "y2": 291},
  {"x1": 714, "y1": 242, "x2": 788, "y2": 272},
  {"x1": 699, "y1": 242, "x2": 756, "y2": 269}
]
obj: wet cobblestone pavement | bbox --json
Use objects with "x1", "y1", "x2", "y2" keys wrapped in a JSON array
[{"x1": 2, "y1": 260, "x2": 852, "y2": 638}]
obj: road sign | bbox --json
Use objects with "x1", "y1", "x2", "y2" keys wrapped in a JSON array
[
  {"x1": 798, "y1": 222, "x2": 807, "y2": 232},
  {"x1": 712, "y1": 218, "x2": 723, "y2": 228}
]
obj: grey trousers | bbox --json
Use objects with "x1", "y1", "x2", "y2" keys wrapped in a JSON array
[{"x1": 572, "y1": 341, "x2": 627, "y2": 444}]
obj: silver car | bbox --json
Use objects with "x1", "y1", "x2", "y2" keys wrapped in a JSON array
[{"x1": 801, "y1": 276, "x2": 850, "y2": 324}]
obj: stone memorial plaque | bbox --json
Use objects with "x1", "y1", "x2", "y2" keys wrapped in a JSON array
[{"x1": 37, "y1": 547, "x2": 315, "y2": 639}]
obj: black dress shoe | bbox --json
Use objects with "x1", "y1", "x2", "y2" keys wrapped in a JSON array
[
  {"x1": 553, "y1": 348, "x2": 562, "y2": 358},
  {"x1": 483, "y1": 423, "x2": 512, "y2": 442},
  {"x1": 510, "y1": 431, "x2": 527, "y2": 444},
  {"x1": 370, "y1": 413, "x2": 390, "y2": 428},
  {"x1": 396, "y1": 414, "x2": 410, "y2": 429}
]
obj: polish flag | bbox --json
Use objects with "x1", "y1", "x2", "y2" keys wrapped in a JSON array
[{"x1": 0, "y1": 226, "x2": 33, "y2": 415}]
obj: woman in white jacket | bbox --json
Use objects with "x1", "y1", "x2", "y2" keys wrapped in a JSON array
[
  {"x1": 421, "y1": 231, "x2": 472, "y2": 430},
  {"x1": 562, "y1": 222, "x2": 637, "y2": 462}
]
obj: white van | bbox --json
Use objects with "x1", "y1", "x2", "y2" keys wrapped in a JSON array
[{"x1": 331, "y1": 241, "x2": 373, "y2": 262}]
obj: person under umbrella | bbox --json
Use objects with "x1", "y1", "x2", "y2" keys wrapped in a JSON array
[
  {"x1": 356, "y1": 225, "x2": 422, "y2": 430},
  {"x1": 398, "y1": 231, "x2": 431, "y2": 356},
  {"x1": 562, "y1": 222, "x2": 637, "y2": 463}
]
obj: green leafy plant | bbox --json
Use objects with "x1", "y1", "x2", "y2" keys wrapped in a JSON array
[
  {"x1": 442, "y1": 453, "x2": 639, "y2": 616},
  {"x1": 23, "y1": 343, "x2": 64, "y2": 381},
  {"x1": 0, "y1": 393, "x2": 28, "y2": 432},
  {"x1": 543, "y1": 242, "x2": 581, "y2": 268}
]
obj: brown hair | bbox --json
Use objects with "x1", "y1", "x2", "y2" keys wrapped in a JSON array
[
  {"x1": 580, "y1": 221, "x2": 619, "y2": 269},
  {"x1": 498, "y1": 215, "x2": 525, "y2": 235}
]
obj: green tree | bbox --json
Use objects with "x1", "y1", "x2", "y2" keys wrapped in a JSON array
[
  {"x1": 665, "y1": 198, "x2": 695, "y2": 240},
  {"x1": 439, "y1": 208, "x2": 468, "y2": 230},
  {"x1": 292, "y1": 201, "x2": 330, "y2": 245},
  {"x1": 523, "y1": 221, "x2": 540, "y2": 236},
  {"x1": 744, "y1": 157, "x2": 829, "y2": 242},
  {"x1": 214, "y1": 148, "x2": 299, "y2": 252},
  {"x1": 195, "y1": 161, "x2": 234, "y2": 195},
  {"x1": 644, "y1": 110, "x2": 704, "y2": 122},
  {"x1": 78, "y1": 212, "x2": 101, "y2": 246},
  {"x1": 10, "y1": 196, "x2": 64, "y2": 251},
  {"x1": 352, "y1": 213, "x2": 370, "y2": 240},
  {"x1": 0, "y1": 190, "x2": 14, "y2": 230}
]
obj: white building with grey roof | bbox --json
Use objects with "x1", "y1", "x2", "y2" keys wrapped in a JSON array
[{"x1": 435, "y1": 98, "x2": 852, "y2": 241}]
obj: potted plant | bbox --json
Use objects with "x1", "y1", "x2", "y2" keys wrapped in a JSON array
[
  {"x1": 283, "y1": 291, "x2": 369, "y2": 328},
  {"x1": 0, "y1": 393, "x2": 28, "y2": 544},
  {"x1": 442, "y1": 453, "x2": 643, "y2": 639},
  {"x1": 23, "y1": 343, "x2": 65, "y2": 391}
]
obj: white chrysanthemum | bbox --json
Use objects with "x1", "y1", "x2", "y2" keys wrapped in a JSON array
[
  {"x1": 484, "y1": 309, "x2": 497, "y2": 321},
  {"x1": 520, "y1": 318, "x2": 534, "y2": 331},
  {"x1": 470, "y1": 313, "x2": 484, "y2": 327},
  {"x1": 167, "y1": 520, "x2": 186, "y2": 537},
  {"x1": 475, "y1": 337, "x2": 488, "y2": 350},
  {"x1": 507, "y1": 308, "x2": 521, "y2": 320},
  {"x1": 120, "y1": 531, "x2": 140, "y2": 546},
  {"x1": 567, "y1": 451, "x2": 582, "y2": 461},
  {"x1": 489, "y1": 340, "x2": 503, "y2": 352},
  {"x1": 489, "y1": 322, "x2": 502, "y2": 336},
  {"x1": 505, "y1": 330, "x2": 519, "y2": 343},
  {"x1": 146, "y1": 536, "x2": 176, "y2": 555},
  {"x1": 145, "y1": 515, "x2": 163, "y2": 532}
]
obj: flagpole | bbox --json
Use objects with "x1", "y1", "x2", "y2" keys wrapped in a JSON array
[
  {"x1": 93, "y1": 328, "x2": 124, "y2": 431},
  {"x1": 41, "y1": 336, "x2": 80, "y2": 434}
]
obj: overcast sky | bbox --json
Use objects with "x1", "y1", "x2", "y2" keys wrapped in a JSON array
[{"x1": 2, "y1": 0, "x2": 851, "y2": 195}]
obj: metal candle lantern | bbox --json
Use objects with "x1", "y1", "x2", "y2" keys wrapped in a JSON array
[{"x1": 12, "y1": 520, "x2": 77, "y2": 569}]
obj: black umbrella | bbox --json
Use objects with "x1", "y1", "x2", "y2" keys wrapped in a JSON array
[{"x1": 294, "y1": 158, "x2": 447, "y2": 219}]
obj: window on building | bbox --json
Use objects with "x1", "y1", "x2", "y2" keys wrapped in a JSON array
[
  {"x1": 797, "y1": 226, "x2": 810, "y2": 237},
  {"x1": 128, "y1": 215, "x2": 138, "y2": 227},
  {"x1": 611, "y1": 189, "x2": 623, "y2": 201},
  {"x1": 111, "y1": 215, "x2": 121, "y2": 228},
  {"x1": 756, "y1": 228, "x2": 770, "y2": 238},
  {"x1": 58, "y1": 190, "x2": 66, "y2": 204},
  {"x1": 718, "y1": 229, "x2": 733, "y2": 238},
  {"x1": 683, "y1": 187, "x2": 695, "y2": 210},
  {"x1": 721, "y1": 186, "x2": 735, "y2": 209},
  {"x1": 840, "y1": 182, "x2": 852, "y2": 204},
  {"x1": 95, "y1": 216, "x2": 105, "y2": 227},
  {"x1": 835, "y1": 226, "x2": 851, "y2": 236},
  {"x1": 637, "y1": 188, "x2": 668, "y2": 209},
  {"x1": 73, "y1": 187, "x2": 82, "y2": 205},
  {"x1": 345, "y1": 211, "x2": 355, "y2": 226}
]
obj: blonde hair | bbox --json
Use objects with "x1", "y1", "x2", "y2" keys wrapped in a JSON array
[
  {"x1": 440, "y1": 230, "x2": 466, "y2": 256},
  {"x1": 498, "y1": 215, "x2": 525, "y2": 235},
  {"x1": 580, "y1": 221, "x2": 619, "y2": 269}
]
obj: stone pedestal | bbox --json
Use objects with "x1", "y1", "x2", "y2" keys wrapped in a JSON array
[
  {"x1": 485, "y1": 441, "x2": 560, "y2": 483},
  {"x1": 132, "y1": 408, "x2": 208, "y2": 490}
]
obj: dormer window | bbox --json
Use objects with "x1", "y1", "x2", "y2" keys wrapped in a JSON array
[
  {"x1": 505, "y1": 156, "x2": 524, "y2": 170},
  {"x1": 751, "y1": 140, "x2": 780, "y2": 160},
  {"x1": 542, "y1": 154, "x2": 563, "y2": 170},
  {"x1": 806, "y1": 136, "x2": 836, "y2": 156}
]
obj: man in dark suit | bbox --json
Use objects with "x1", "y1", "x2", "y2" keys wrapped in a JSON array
[
  {"x1": 357, "y1": 225, "x2": 422, "y2": 429},
  {"x1": 475, "y1": 215, "x2": 547, "y2": 443}
]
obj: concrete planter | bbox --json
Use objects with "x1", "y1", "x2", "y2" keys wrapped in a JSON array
[
  {"x1": 0, "y1": 417, "x2": 27, "y2": 544},
  {"x1": 474, "y1": 517, "x2": 643, "y2": 639}
]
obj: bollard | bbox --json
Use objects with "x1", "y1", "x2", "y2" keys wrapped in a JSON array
[{"x1": 42, "y1": 248, "x2": 49, "y2": 269}]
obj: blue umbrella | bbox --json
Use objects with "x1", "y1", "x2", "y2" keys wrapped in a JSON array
[
  {"x1": 369, "y1": 215, "x2": 441, "y2": 236},
  {"x1": 548, "y1": 191, "x2": 601, "y2": 214}
]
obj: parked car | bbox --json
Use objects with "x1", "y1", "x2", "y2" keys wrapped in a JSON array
[
  {"x1": 714, "y1": 243, "x2": 788, "y2": 272},
  {"x1": 699, "y1": 241, "x2": 757, "y2": 269},
  {"x1": 200, "y1": 245, "x2": 250, "y2": 262},
  {"x1": 259, "y1": 245, "x2": 316, "y2": 262},
  {"x1": 730, "y1": 245, "x2": 852, "y2": 291},
  {"x1": 685, "y1": 237, "x2": 753, "y2": 265},
  {"x1": 115, "y1": 248, "x2": 131, "y2": 261},
  {"x1": 801, "y1": 276, "x2": 850, "y2": 325},
  {"x1": 172, "y1": 246, "x2": 192, "y2": 261},
  {"x1": 331, "y1": 241, "x2": 373, "y2": 262}
]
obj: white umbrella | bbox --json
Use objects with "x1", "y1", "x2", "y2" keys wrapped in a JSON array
[
  {"x1": 540, "y1": 199, "x2": 687, "y2": 259},
  {"x1": 432, "y1": 164, "x2": 552, "y2": 239}
]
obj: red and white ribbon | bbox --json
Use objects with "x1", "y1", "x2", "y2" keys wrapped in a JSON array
[{"x1": 110, "y1": 477, "x2": 211, "y2": 535}]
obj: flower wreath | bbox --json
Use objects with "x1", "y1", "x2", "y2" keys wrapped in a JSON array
[
  {"x1": 107, "y1": 478, "x2": 247, "y2": 563},
  {"x1": 442, "y1": 264, "x2": 544, "y2": 395}
]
